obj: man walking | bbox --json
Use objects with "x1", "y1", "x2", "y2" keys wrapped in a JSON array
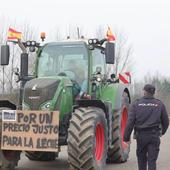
[{"x1": 124, "y1": 84, "x2": 169, "y2": 170}]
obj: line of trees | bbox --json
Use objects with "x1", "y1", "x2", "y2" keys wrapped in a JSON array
[
  {"x1": 0, "y1": 17, "x2": 133, "y2": 96},
  {"x1": 133, "y1": 74, "x2": 170, "y2": 115},
  {"x1": 0, "y1": 16, "x2": 38, "y2": 95}
]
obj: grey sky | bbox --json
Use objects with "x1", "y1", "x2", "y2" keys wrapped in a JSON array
[{"x1": 0, "y1": 0, "x2": 170, "y2": 80}]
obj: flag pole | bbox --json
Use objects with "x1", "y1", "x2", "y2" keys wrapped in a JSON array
[{"x1": 2, "y1": 66, "x2": 4, "y2": 95}]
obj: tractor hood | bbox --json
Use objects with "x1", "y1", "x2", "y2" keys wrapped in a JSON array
[{"x1": 23, "y1": 78, "x2": 60, "y2": 110}]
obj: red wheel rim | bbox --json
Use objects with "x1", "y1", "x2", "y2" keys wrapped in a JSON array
[
  {"x1": 121, "y1": 107, "x2": 128, "y2": 149},
  {"x1": 3, "y1": 150, "x2": 15, "y2": 161},
  {"x1": 95, "y1": 123, "x2": 104, "y2": 161}
]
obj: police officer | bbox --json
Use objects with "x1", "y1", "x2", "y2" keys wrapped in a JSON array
[{"x1": 124, "y1": 84, "x2": 169, "y2": 170}]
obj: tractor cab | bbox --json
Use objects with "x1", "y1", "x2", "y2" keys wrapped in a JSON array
[
  {"x1": 37, "y1": 42, "x2": 88, "y2": 84},
  {"x1": 36, "y1": 41, "x2": 88, "y2": 98},
  {"x1": 35, "y1": 39, "x2": 115, "y2": 99}
]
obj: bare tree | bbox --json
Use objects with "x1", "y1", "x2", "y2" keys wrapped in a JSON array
[
  {"x1": 0, "y1": 15, "x2": 10, "y2": 94},
  {"x1": 95, "y1": 26, "x2": 133, "y2": 76},
  {"x1": 114, "y1": 30, "x2": 133, "y2": 75},
  {"x1": 0, "y1": 15, "x2": 10, "y2": 44},
  {"x1": 67, "y1": 25, "x2": 85, "y2": 39},
  {"x1": 133, "y1": 73, "x2": 170, "y2": 115},
  {"x1": 17, "y1": 20, "x2": 39, "y2": 75},
  {"x1": 0, "y1": 17, "x2": 39, "y2": 94},
  {"x1": 49, "y1": 26, "x2": 61, "y2": 41},
  {"x1": 8, "y1": 23, "x2": 38, "y2": 92},
  {"x1": 95, "y1": 25, "x2": 105, "y2": 40}
]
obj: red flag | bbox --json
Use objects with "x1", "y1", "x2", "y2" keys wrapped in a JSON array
[
  {"x1": 106, "y1": 27, "x2": 115, "y2": 41},
  {"x1": 125, "y1": 72, "x2": 131, "y2": 77},
  {"x1": 7, "y1": 27, "x2": 22, "y2": 41}
]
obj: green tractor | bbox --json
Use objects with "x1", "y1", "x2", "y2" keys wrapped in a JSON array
[{"x1": 0, "y1": 37, "x2": 131, "y2": 170}]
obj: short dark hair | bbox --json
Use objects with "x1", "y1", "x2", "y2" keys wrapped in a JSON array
[{"x1": 143, "y1": 84, "x2": 156, "y2": 95}]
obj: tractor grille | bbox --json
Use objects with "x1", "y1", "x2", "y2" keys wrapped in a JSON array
[{"x1": 23, "y1": 78, "x2": 60, "y2": 110}]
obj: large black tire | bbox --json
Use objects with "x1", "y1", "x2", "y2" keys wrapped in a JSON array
[
  {"x1": 0, "y1": 108, "x2": 20, "y2": 170},
  {"x1": 107, "y1": 92, "x2": 130, "y2": 163},
  {"x1": 0, "y1": 150, "x2": 20, "y2": 170},
  {"x1": 25, "y1": 151, "x2": 57, "y2": 161},
  {"x1": 68, "y1": 107, "x2": 108, "y2": 170}
]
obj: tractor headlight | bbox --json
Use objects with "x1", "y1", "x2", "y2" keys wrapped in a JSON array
[
  {"x1": 88, "y1": 39, "x2": 99, "y2": 45},
  {"x1": 96, "y1": 73, "x2": 102, "y2": 82},
  {"x1": 93, "y1": 39, "x2": 97, "y2": 44},
  {"x1": 31, "y1": 41, "x2": 36, "y2": 46},
  {"x1": 88, "y1": 39, "x2": 93, "y2": 44},
  {"x1": 96, "y1": 77, "x2": 101, "y2": 82},
  {"x1": 40, "y1": 101, "x2": 51, "y2": 110},
  {"x1": 26, "y1": 41, "x2": 31, "y2": 46}
]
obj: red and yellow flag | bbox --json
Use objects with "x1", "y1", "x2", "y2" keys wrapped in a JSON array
[
  {"x1": 106, "y1": 27, "x2": 115, "y2": 41},
  {"x1": 7, "y1": 27, "x2": 22, "y2": 41}
]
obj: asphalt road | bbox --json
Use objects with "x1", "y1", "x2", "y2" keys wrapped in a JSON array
[{"x1": 16, "y1": 128, "x2": 170, "y2": 170}]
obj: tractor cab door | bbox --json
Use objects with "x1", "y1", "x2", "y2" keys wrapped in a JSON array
[
  {"x1": 90, "y1": 48, "x2": 107, "y2": 99},
  {"x1": 92, "y1": 48, "x2": 107, "y2": 75}
]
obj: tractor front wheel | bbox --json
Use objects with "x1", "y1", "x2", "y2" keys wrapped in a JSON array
[
  {"x1": 0, "y1": 150, "x2": 20, "y2": 170},
  {"x1": 0, "y1": 108, "x2": 20, "y2": 170},
  {"x1": 68, "y1": 107, "x2": 108, "y2": 170}
]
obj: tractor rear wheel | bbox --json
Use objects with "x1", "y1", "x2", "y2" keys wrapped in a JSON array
[
  {"x1": 25, "y1": 151, "x2": 57, "y2": 161},
  {"x1": 107, "y1": 92, "x2": 130, "y2": 163},
  {"x1": 68, "y1": 107, "x2": 108, "y2": 170},
  {"x1": 0, "y1": 108, "x2": 20, "y2": 170}
]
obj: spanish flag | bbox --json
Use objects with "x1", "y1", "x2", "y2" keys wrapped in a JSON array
[
  {"x1": 7, "y1": 27, "x2": 22, "y2": 41},
  {"x1": 106, "y1": 27, "x2": 115, "y2": 41}
]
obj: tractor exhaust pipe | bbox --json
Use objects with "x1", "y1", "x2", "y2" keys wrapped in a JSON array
[{"x1": 20, "y1": 53, "x2": 28, "y2": 79}]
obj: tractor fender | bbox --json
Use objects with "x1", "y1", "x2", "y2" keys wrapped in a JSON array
[
  {"x1": 0, "y1": 100, "x2": 16, "y2": 110},
  {"x1": 101, "y1": 83, "x2": 131, "y2": 112},
  {"x1": 100, "y1": 83, "x2": 131, "y2": 148}
]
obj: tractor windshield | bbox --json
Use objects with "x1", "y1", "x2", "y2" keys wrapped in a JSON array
[{"x1": 37, "y1": 43, "x2": 88, "y2": 84}]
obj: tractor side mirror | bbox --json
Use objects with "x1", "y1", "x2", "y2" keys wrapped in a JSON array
[
  {"x1": 105, "y1": 42, "x2": 115, "y2": 64},
  {"x1": 0, "y1": 45, "x2": 10, "y2": 65}
]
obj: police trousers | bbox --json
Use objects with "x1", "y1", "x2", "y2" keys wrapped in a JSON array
[{"x1": 136, "y1": 130, "x2": 160, "y2": 170}]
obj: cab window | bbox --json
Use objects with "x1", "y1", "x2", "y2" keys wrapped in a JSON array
[{"x1": 92, "y1": 48, "x2": 106, "y2": 75}]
